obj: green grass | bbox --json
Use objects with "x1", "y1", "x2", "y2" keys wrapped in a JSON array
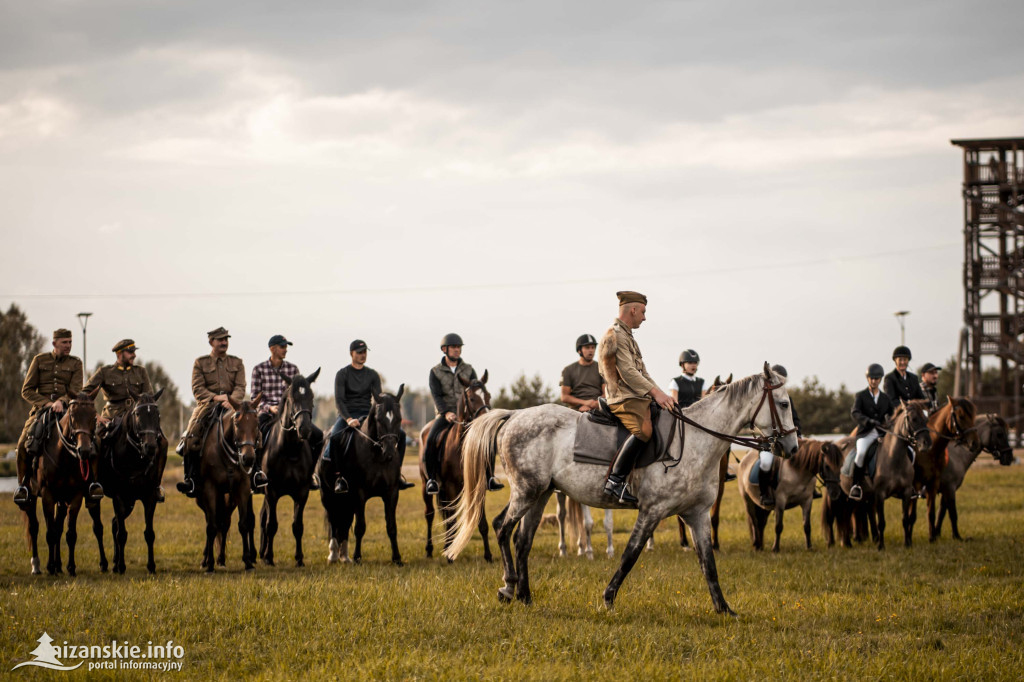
[{"x1": 1, "y1": 463, "x2": 1022, "y2": 680}]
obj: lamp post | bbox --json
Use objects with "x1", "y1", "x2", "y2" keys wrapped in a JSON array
[
  {"x1": 894, "y1": 310, "x2": 910, "y2": 346},
  {"x1": 77, "y1": 312, "x2": 93, "y2": 371}
]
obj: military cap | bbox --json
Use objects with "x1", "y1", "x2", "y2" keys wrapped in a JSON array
[
  {"x1": 112, "y1": 339, "x2": 137, "y2": 353},
  {"x1": 207, "y1": 327, "x2": 231, "y2": 341},
  {"x1": 349, "y1": 339, "x2": 368, "y2": 352},
  {"x1": 919, "y1": 362, "x2": 940, "y2": 374},
  {"x1": 268, "y1": 334, "x2": 292, "y2": 347},
  {"x1": 53, "y1": 328, "x2": 72, "y2": 340},
  {"x1": 616, "y1": 291, "x2": 648, "y2": 306}
]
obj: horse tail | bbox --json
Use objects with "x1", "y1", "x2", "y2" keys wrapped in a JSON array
[
  {"x1": 565, "y1": 497, "x2": 584, "y2": 549},
  {"x1": 445, "y1": 409, "x2": 512, "y2": 561}
]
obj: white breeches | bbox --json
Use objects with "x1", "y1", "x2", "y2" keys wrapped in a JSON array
[
  {"x1": 758, "y1": 449, "x2": 774, "y2": 472},
  {"x1": 854, "y1": 430, "x2": 879, "y2": 467}
]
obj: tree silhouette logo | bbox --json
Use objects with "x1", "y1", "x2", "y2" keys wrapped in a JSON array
[{"x1": 11, "y1": 633, "x2": 83, "y2": 671}]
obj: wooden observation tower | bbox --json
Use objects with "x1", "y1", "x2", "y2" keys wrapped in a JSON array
[{"x1": 951, "y1": 137, "x2": 1024, "y2": 442}]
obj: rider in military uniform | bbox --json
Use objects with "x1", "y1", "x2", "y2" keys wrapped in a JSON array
[
  {"x1": 849, "y1": 363, "x2": 895, "y2": 501},
  {"x1": 423, "y1": 333, "x2": 502, "y2": 495},
  {"x1": 13, "y1": 328, "x2": 87, "y2": 504},
  {"x1": 560, "y1": 334, "x2": 604, "y2": 412},
  {"x1": 175, "y1": 327, "x2": 246, "y2": 497},
  {"x1": 597, "y1": 291, "x2": 676, "y2": 505},
  {"x1": 83, "y1": 338, "x2": 163, "y2": 501},
  {"x1": 883, "y1": 346, "x2": 925, "y2": 404}
]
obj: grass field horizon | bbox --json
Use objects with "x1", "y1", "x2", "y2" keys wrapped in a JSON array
[{"x1": 1, "y1": 459, "x2": 1022, "y2": 680}]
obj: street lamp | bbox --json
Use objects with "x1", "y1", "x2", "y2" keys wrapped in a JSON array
[
  {"x1": 894, "y1": 310, "x2": 910, "y2": 346},
  {"x1": 77, "y1": 312, "x2": 93, "y2": 371}
]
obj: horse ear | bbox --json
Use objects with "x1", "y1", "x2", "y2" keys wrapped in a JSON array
[
  {"x1": 307, "y1": 367, "x2": 321, "y2": 384},
  {"x1": 946, "y1": 395, "x2": 953, "y2": 407},
  {"x1": 763, "y1": 361, "x2": 772, "y2": 379},
  {"x1": 713, "y1": 375, "x2": 722, "y2": 387},
  {"x1": 153, "y1": 387, "x2": 165, "y2": 402},
  {"x1": 252, "y1": 392, "x2": 264, "y2": 408},
  {"x1": 458, "y1": 374, "x2": 472, "y2": 387},
  {"x1": 481, "y1": 370, "x2": 488, "y2": 384},
  {"x1": 726, "y1": 373, "x2": 733, "y2": 384},
  {"x1": 900, "y1": 398, "x2": 907, "y2": 409},
  {"x1": 396, "y1": 383, "x2": 405, "y2": 401},
  {"x1": 280, "y1": 374, "x2": 293, "y2": 386}
]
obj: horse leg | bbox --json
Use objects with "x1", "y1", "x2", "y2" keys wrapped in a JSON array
[
  {"x1": 338, "y1": 504, "x2": 354, "y2": 563},
  {"x1": 604, "y1": 509, "x2": 614, "y2": 559},
  {"x1": 43, "y1": 497, "x2": 62, "y2": 575},
  {"x1": 903, "y1": 496, "x2": 916, "y2": 548},
  {"x1": 926, "y1": 488, "x2": 938, "y2": 543},
  {"x1": 802, "y1": 500, "x2": 812, "y2": 550},
  {"x1": 603, "y1": 510, "x2": 662, "y2": 610},
  {"x1": 238, "y1": 495, "x2": 255, "y2": 570},
  {"x1": 771, "y1": 506, "x2": 784, "y2": 553},
  {"x1": 821, "y1": 499, "x2": 835, "y2": 548},
  {"x1": 440, "y1": 496, "x2": 457, "y2": 563},
  {"x1": 512, "y1": 490, "x2": 554, "y2": 605},
  {"x1": 25, "y1": 496, "x2": 41, "y2": 575},
  {"x1": 423, "y1": 488, "x2": 435, "y2": 559},
  {"x1": 875, "y1": 497, "x2": 886, "y2": 551},
  {"x1": 494, "y1": 489, "x2": 545, "y2": 603},
  {"x1": 202, "y1": 503, "x2": 217, "y2": 572},
  {"x1": 354, "y1": 493, "x2": 366, "y2": 561},
  {"x1": 477, "y1": 499, "x2": 493, "y2": 564},
  {"x1": 936, "y1": 493, "x2": 948, "y2": 538},
  {"x1": 677, "y1": 516, "x2": 689, "y2": 548},
  {"x1": 65, "y1": 498, "x2": 81, "y2": 576},
  {"x1": 686, "y1": 510, "x2": 736, "y2": 616},
  {"x1": 582, "y1": 505, "x2": 594, "y2": 559},
  {"x1": 261, "y1": 492, "x2": 278, "y2": 566},
  {"x1": 293, "y1": 490, "x2": 309, "y2": 567},
  {"x1": 712, "y1": 452, "x2": 727, "y2": 549},
  {"x1": 948, "y1": 492, "x2": 963, "y2": 541},
  {"x1": 87, "y1": 500, "x2": 108, "y2": 573},
  {"x1": 111, "y1": 498, "x2": 128, "y2": 573},
  {"x1": 143, "y1": 498, "x2": 157, "y2": 574},
  {"x1": 556, "y1": 492, "x2": 568, "y2": 558},
  {"x1": 215, "y1": 500, "x2": 230, "y2": 567},
  {"x1": 384, "y1": 489, "x2": 403, "y2": 566}
]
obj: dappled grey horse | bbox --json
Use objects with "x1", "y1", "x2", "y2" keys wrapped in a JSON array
[{"x1": 445, "y1": 363, "x2": 799, "y2": 613}]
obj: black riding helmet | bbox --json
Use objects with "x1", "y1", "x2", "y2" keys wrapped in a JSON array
[
  {"x1": 892, "y1": 345, "x2": 912, "y2": 360},
  {"x1": 575, "y1": 334, "x2": 597, "y2": 354},
  {"x1": 867, "y1": 363, "x2": 885, "y2": 379},
  {"x1": 771, "y1": 364, "x2": 788, "y2": 378},
  {"x1": 440, "y1": 333, "x2": 464, "y2": 351},
  {"x1": 679, "y1": 349, "x2": 700, "y2": 365}
]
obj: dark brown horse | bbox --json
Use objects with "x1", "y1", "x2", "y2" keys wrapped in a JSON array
[
  {"x1": 419, "y1": 371, "x2": 493, "y2": 562},
  {"x1": 97, "y1": 390, "x2": 167, "y2": 574},
  {"x1": 920, "y1": 397, "x2": 977, "y2": 542},
  {"x1": 258, "y1": 370, "x2": 320, "y2": 567},
  {"x1": 936, "y1": 413, "x2": 1014, "y2": 540},
  {"x1": 22, "y1": 389, "x2": 104, "y2": 576},
  {"x1": 821, "y1": 437, "x2": 856, "y2": 548},
  {"x1": 194, "y1": 394, "x2": 263, "y2": 571}
]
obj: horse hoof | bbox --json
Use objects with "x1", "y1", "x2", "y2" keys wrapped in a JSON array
[
  {"x1": 353, "y1": 557, "x2": 361, "y2": 565},
  {"x1": 67, "y1": 568, "x2": 76, "y2": 577},
  {"x1": 245, "y1": 565, "x2": 255, "y2": 572},
  {"x1": 147, "y1": 565, "x2": 156, "y2": 574},
  {"x1": 497, "y1": 587, "x2": 514, "y2": 603},
  {"x1": 295, "y1": 560, "x2": 304, "y2": 568},
  {"x1": 516, "y1": 593, "x2": 532, "y2": 606},
  {"x1": 393, "y1": 559, "x2": 404, "y2": 567},
  {"x1": 30, "y1": 559, "x2": 40, "y2": 575},
  {"x1": 262, "y1": 558, "x2": 274, "y2": 566},
  {"x1": 446, "y1": 557, "x2": 454, "y2": 565},
  {"x1": 484, "y1": 554, "x2": 493, "y2": 564}
]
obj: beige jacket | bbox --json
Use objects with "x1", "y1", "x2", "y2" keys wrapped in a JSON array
[
  {"x1": 598, "y1": 319, "x2": 655, "y2": 405},
  {"x1": 191, "y1": 353, "x2": 246, "y2": 405}
]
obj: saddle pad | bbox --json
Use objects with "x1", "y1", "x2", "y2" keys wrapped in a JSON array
[
  {"x1": 747, "y1": 456, "x2": 782, "y2": 486},
  {"x1": 572, "y1": 414, "x2": 667, "y2": 469},
  {"x1": 841, "y1": 443, "x2": 878, "y2": 479}
]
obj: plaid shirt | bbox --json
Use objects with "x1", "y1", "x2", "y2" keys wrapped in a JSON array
[{"x1": 250, "y1": 359, "x2": 299, "y2": 415}]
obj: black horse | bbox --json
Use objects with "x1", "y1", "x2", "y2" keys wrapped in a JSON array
[
  {"x1": 96, "y1": 390, "x2": 168, "y2": 574},
  {"x1": 258, "y1": 369, "x2": 320, "y2": 567},
  {"x1": 319, "y1": 385, "x2": 406, "y2": 565}
]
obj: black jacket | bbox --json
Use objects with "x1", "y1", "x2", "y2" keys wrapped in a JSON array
[
  {"x1": 883, "y1": 370, "x2": 924, "y2": 405},
  {"x1": 790, "y1": 400, "x2": 802, "y2": 437},
  {"x1": 673, "y1": 375, "x2": 704, "y2": 408},
  {"x1": 851, "y1": 388, "x2": 894, "y2": 437}
]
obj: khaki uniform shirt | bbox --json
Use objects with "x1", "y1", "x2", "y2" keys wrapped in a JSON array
[
  {"x1": 600, "y1": 319, "x2": 655, "y2": 405},
  {"x1": 84, "y1": 364, "x2": 154, "y2": 418},
  {"x1": 191, "y1": 353, "x2": 246, "y2": 405},
  {"x1": 21, "y1": 351, "x2": 84, "y2": 414}
]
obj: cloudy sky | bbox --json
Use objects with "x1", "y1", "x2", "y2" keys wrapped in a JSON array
[{"x1": 2, "y1": 0, "x2": 1021, "y2": 406}]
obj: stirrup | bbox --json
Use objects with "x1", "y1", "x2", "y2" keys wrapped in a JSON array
[
  {"x1": 603, "y1": 476, "x2": 638, "y2": 506},
  {"x1": 487, "y1": 477, "x2": 504, "y2": 492},
  {"x1": 310, "y1": 473, "x2": 320, "y2": 490},
  {"x1": 334, "y1": 477, "x2": 348, "y2": 495},
  {"x1": 175, "y1": 439, "x2": 186, "y2": 456},
  {"x1": 849, "y1": 484, "x2": 863, "y2": 501},
  {"x1": 253, "y1": 470, "x2": 269, "y2": 489},
  {"x1": 88, "y1": 482, "x2": 104, "y2": 501},
  {"x1": 176, "y1": 479, "x2": 197, "y2": 498},
  {"x1": 13, "y1": 486, "x2": 30, "y2": 505},
  {"x1": 425, "y1": 479, "x2": 439, "y2": 496}
]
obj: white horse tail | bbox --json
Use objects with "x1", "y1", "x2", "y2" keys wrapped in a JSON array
[
  {"x1": 445, "y1": 409, "x2": 512, "y2": 560},
  {"x1": 565, "y1": 497, "x2": 584, "y2": 548}
]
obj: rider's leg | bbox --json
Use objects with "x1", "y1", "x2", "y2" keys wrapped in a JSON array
[
  {"x1": 251, "y1": 412, "x2": 273, "y2": 490},
  {"x1": 13, "y1": 414, "x2": 39, "y2": 504},
  {"x1": 423, "y1": 417, "x2": 450, "y2": 496},
  {"x1": 604, "y1": 400, "x2": 651, "y2": 506},
  {"x1": 850, "y1": 430, "x2": 878, "y2": 501},
  {"x1": 757, "y1": 449, "x2": 775, "y2": 507},
  {"x1": 322, "y1": 417, "x2": 349, "y2": 494},
  {"x1": 176, "y1": 404, "x2": 209, "y2": 497}
]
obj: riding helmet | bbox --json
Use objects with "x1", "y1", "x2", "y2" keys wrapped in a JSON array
[
  {"x1": 892, "y1": 345, "x2": 912, "y2": 360},
  {"x1": 440, "y1": 333, "x2": 464, "y2": 350},
  {"x1": 867, "y1": 363, "x2": 885, "y2": 378},
  {"x1": 575, "y1": 334, "x2": 597, "y2": 353},
  {"x1": 679, "y1": 349, "x2": 700, "y2": 365},
  {"x1": 771, "y1": 364, "x2": 788, "y2": 378}
]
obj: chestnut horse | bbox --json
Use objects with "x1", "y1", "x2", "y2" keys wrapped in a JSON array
[
  {"x1": 419, "y1": 371, "x2": 493, "y2": 562},
  {"x1": 919, "y1": 397, "x2": 977, "y2": 542}
]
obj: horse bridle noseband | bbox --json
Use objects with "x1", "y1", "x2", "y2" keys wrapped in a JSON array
[
  {"x1": 218, "y1": 405, "x2": 259, "y2": 471},
  {"x1": 125, "y1": 401, "x2": 161, "y2": 454},
  {"x1": 454, "y1": 385, "x2": 490, "y2": 426},
  {"x1": 56, "y1": 399, "x2": 96, "y2": 461}
]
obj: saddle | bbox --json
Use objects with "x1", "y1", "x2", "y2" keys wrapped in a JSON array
[
  {"x1": 572, "y1": 399, "x2": 668, "y2": 469},
  {"x1": 747, "y1": 455, "x2": 783, "y2": 488},
  {"x1": 841, "y1": 440, "x2": 879, "y2": 479},
  {"x1": 100, "y1": 413, "x2": 127, "y2": 446}
]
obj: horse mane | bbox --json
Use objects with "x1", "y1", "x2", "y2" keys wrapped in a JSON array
[
  {"x1": 691, "y1": 372, "x2": 763, "y2": 413},
  {"x1": 266, "y1": 374, "x2": 310, "y2": 427},
  {"x1": 788, "y1": 439, "x2": 822, "y2": 474}
]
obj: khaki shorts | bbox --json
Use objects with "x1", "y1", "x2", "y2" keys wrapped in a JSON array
[{"x1": 609, "y1": 398, "x2": 652, "y2": 441}]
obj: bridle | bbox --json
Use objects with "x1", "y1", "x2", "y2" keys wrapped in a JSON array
[
  {"x1": 55, "y1": 398, "x2": 98, "y2": 479},
  {"x1": 218, "y1": 404, "x2": 259, "y2": 472},
  {"x1": 350, "y1": 402, "x2": 402, "y2": 455},
  {"x1": 455, "y1": 384, "x2": 490, "y2": 426},
  {"x1": 880, "y1": 405, "x2": 931, "y2": 454},
  {"x1": 124, "y1": 400, "x2": 161, "y2": 454}
]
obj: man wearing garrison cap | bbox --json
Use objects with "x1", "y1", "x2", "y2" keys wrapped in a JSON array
[
  {"x1": 597, "y1": 291, "x2": 676, "y2": 506},
  {"x1": 175, "y1": 327, "x2": 246, "y2": 497},
  {"x1": 13, "y1": 328, "x2": 85, "y2": 505}
]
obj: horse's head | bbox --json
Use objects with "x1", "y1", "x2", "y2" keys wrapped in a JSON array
[
  {"x1": 753, "y1": 362, "x2": 799, "y2": 458},
  {"x1": 228, "y1": 393, "x2": 262, "y2": 473},
  {"x1": 65, "y1": 388, "x2": 101, "y2": 460},
  {"x1": 457, "y1": 370, "x2": 490, "y2": 422},
  {"x1": 896, "y1": 399, "x2": 933, "y2": 455},
  {"x1": 128, "y1": 388, "x2": 164, "y2": 458},
  {"x1": 280, "y1": 369, "x2": 319, "y2": 441},
  {"x1": 369, "y1": 384, "x2": 405, "y2": 462},
  {"x1": 703, "y1": 373, "x2": 733, "y2": 397},
  {"x1": 978, "y1": 414, "x2": 1014, "y2": 465},
  {"x1": 818, "y1": 441, "x2": 845, "y2": 502},
  {"x1": 945, "y1": 396, "x2": 979, "y2": 450}
]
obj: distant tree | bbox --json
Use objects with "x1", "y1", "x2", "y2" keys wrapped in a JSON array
[
  {"x1": 937, "y1": 355, "x2": 1008, "y2": 401},
  {"x1": 0, "y1": 304, "x2": 45, "y2": 441},
  {"x1": 146, "y1": 361, "x2": 187, "y2": 441},
  {"x1": 492, "y1": 373, "x2": 555, "y2": 410},
  {"x1": 787, "y1": 376, "x2": 856, "y2": 435}
]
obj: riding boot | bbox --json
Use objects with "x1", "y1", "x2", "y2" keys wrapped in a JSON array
[
  {"x1": 812, "y1": 488, "x2": 823, "y2": 500},
  {"x1": 486, "y1": 463, "x2": 504, "y2": 491},
  {"x1": 176, "y1": 450, "x2": 198, "y2": 498},
  {"x1": 724, "y1": 471, "x2": 737, "y2": 482},
  {"x1": 758, "y1": 476, "x2": 775, "y2": 508},
  {"x1": 604, "y1": 435, "x2": 644, "y2": 506},
  {"x1": 397, "y1": 475, "x2": 415, "y2": 491},
  {"x1": 849, "y1": 464, "x2": 865, "y2": 501}
]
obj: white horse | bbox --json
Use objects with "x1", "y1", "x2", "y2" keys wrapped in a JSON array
[{"x1": 446, "y1": 363, "x2": 799, "y2": 613}]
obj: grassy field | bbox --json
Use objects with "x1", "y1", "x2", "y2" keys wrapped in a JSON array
[{"x1": 1, "y1": 457, "x2": 1022, "y2": 680}]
